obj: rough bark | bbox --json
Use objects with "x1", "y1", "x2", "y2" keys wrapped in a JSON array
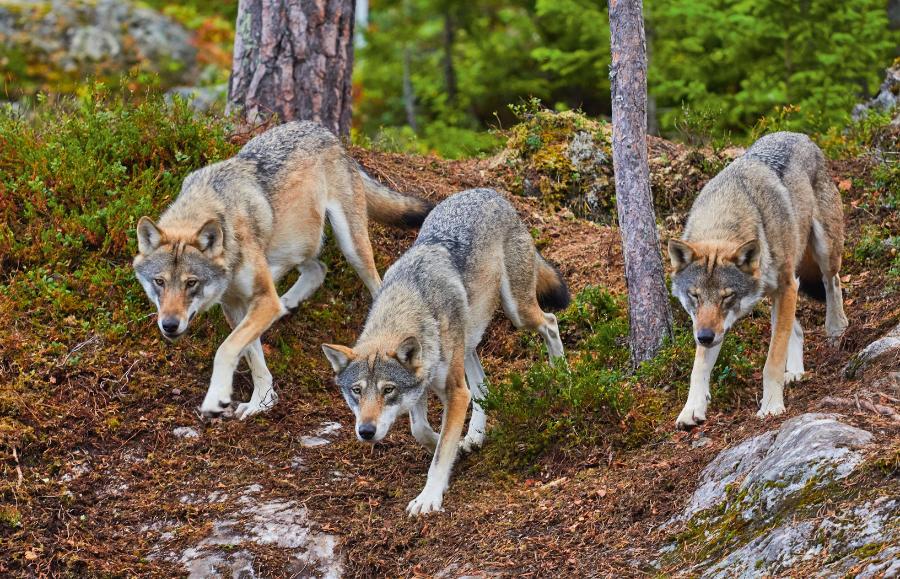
[
  {"x1": 228, "y1": 0, "x2": 355, "y2": 137},
  {"x1": 608, "y1": 0, "x2": 673, "y2": 364}
]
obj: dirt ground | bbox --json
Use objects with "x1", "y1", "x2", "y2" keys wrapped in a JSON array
[{"x1": 1, "y1": 145, "x2": 898, "y2": 577}]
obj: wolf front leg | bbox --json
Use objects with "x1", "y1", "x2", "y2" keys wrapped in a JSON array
[
  {"x1": 407, "y1": 355, "x2": 470, "y2": 516},
  {"x1": 676, "y1": 342, "x2": 723, "y2": 430},
  {"x1": 758, "y1": 283, "x2": 798, "y2": 418},
  {"x1": 200, "y1": 272, "x2": 286, "y2": 418}
]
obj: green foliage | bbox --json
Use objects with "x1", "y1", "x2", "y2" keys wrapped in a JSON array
[
  {"x1": 648, "y1": 0, "x2": 898, "y2": 137},
  {"x1": 483, "y1": 285, "x2": 766, "y2": 470},
  {"x1": 357, "y1": 0, "x2": 899, "y2": 152},
  {"x1": 0, "y1": 87, "x2": 236, "y2": 342}
]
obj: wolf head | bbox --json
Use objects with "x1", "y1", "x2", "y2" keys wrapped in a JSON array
[
  {"x1": 133, "y1": 217, "x2": 229, "y2": 340},
  {"x1": 321, "y1": 337, "x2": 425, "y2": 442},
  {"x1": 668, "y1": 239, "x2": 764, "y2": 347}
]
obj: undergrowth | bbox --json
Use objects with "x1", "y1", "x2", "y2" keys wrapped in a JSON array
[{"x1": 482, "y1": 286, "x2": 762, "y2": 471}]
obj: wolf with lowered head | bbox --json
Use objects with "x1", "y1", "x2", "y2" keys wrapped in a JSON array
[
  {"x1": 322, "y1": 188, "x2": 570, "y2": 516},
  {"x1": 133, "y1": 121, "x2": 432, "y2": 420},
  {"x1": 668, "y1": 132, "x2": 849, "y2": 429}
]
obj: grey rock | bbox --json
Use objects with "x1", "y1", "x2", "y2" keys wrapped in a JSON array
[
  {"x1": 844, "y1": 320, "x2": 900, "y2": 379},
  {"x1": 0, "y1": 0, "x2": 197, "y2": 89},
  {"x1": 173, "y1": 426, "x2": 200, "y2": 439},
  {"x1": 852, "y1": 63, "x2": 900, "y2": 122},
  {"x1": 665, "y1": 414, "x2": 888, "y2": 577},
  {"x1": 166, "y1": 84, "x2": 228, "y2": 113}
]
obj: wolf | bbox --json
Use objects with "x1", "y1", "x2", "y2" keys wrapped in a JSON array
[
  {"x1": 321, "y1": 188, "x2": 570, "y2": 515},
  {"x1": 668, "y1": 132, "x2": 849, "y2": 429},
  {"x1": 133, "y1": 121, "x2": 433, "y2": 419}
]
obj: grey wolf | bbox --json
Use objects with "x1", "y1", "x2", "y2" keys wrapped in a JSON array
[
  {"x1": 321, "y1": 188, "x2": 569, "y2": 515},
  {"x1": 668, "y1": 132, "x2": 848, "y2": 429},
  {"x1": 133, "y1": 121, "x2": 432, "y2": 419}
]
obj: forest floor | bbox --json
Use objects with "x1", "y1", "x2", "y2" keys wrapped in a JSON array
[{"x1": 2, "y1": 138, "x2": 899, "y2": 577}]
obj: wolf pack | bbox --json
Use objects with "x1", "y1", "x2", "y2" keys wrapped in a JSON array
[{"x1": 133, "y1": 121, "x2": 848, "y2": 516}]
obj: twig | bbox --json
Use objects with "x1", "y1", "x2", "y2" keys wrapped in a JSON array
[
  {"x1": 12, "y1": 447, "x2": 23, "y2": 486},
  {"x1": 821, "y1": 396, "x2": 900, "y2": 422}
]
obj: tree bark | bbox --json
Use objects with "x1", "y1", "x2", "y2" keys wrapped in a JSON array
[
  {"x1": 608, "y1": 0, "x2": 673, "y2": 365},
  {"x1": 228, "y1": 0, "x2": 355, "y2": 137}
]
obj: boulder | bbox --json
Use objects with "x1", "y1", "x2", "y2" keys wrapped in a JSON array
[
  {"x1": 662, "y1": 414, "x2": 896, "y2": 577},
  {"x1": 0, "y1": 0, "x2": 197, "y2": 94}
]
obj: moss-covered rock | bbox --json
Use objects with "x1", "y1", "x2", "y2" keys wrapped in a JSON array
[
  {"x1": 500, "y1": 99, "x2": 615, "y2": 222},
  {"x1": 0, "y1": 0, "x2": 198, "y2": 98}
]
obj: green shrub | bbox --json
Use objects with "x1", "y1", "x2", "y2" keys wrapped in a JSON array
[{"x1": 0, "y1": 87, "x2": 236, "y2": 347}]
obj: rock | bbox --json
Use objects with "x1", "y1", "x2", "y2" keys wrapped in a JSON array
[
  {"x1": 166, "y1": 84, "x2": 228, "y2": 114},
  {"x1": 844, "y1": 320, "x2": 900, "y2": 379},
  {"x1": 663, "y1": 413, "x2": 888, "y2": 577},
  {"x1": 300, "y1": 421, "x2": 342, "y2": 448},
  {"x1": 0, "y1": 0, "x2": 197, "y2": 94},
  {"x1": 852, "y1": 63, "x2": 900, "y2": 122},
  {"x1": 173, "y1": 426, "x2": 200, "y2": 439}
]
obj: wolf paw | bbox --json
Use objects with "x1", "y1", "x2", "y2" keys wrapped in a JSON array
[
  {"x1": 406, "y1": 490, "x2": 444, "y2": 517},
  {"x1": 199, "y1": 398, "x2": 232, "y2": 419},
  {"x1": 784, "y1": 371, "x2": 804, "y2": 384},
  {"x1": 675, "y1": 404, "x2": 707, "y2": 431},
  {"x1": 234, "y1": 389, "x2": 278, "y2": 420},
  {"x1": 756, "y1": 401, "x2": 786, "y2": 419},
  {"x1": 459, "y1": 434, "x2": 484, "y2": 453}
]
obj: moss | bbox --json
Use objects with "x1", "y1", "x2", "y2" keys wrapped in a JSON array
[
  {"x1": 0, "y1": 505, "x2": 22, "y2": 529},
  {"x1": 501, "y1": 98, "x2": 615, "y2": 221}
]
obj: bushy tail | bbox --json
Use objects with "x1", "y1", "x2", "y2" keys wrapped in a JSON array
[
  {"x1": 353, "y1": 161, "x2": 433, "y2": 229},
  {"x1": 536, "y1": 255, "x2": 571, "y2": 311}
]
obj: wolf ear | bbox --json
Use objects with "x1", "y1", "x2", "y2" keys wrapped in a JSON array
[
  {"x1": 668, "y1": 240, "x2": 695, "y2": 272},
  {"x1": 731, "y1": 239, "x2": 760, "y2": 274},
  {"x1": 322, "y1": 344, "x2": 356, "y2": 374},
  {"x1": 136, "y1": 216, "x2": 163, "y2": 254},
  {"x1": 195, "y1": 219, "x2": 224, "y2": 256},
  {"x1": 393, "y1": 336, "x2": 421, "y2": 370}
]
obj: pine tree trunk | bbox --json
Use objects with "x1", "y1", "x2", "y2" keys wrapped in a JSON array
[
  {"x1": 608, "y1": 0, "x2": 673, "y2": 365},
  {"x1": 228, "y1": 0, "x2": 355, "y2": 137}
]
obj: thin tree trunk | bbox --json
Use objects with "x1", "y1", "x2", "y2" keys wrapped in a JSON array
[
  {"x1": 228, "y1": 0, "x2": 355, "y2": 137},
  {"x1": 608, "y1": 0, "x2": 673, "y2": 365},
  {"x1": 442, "y1": 10, "x2": 457, "y2": 105},
  {"x1": 402, "y1": 48, "x2": 417, "y2": 131}
]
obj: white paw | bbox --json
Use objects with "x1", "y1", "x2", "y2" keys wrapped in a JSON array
[
  {"x1": 234, "y1": 389, "x2": 278, "y2": 420},
  {"x1": 459, "y1": 433, "x2": 484, "y2": 453},
  {"x1": 757, "y1": 401, "x2": 786, "y2": 418},
  {"x1": 200, "y1": 395, "x2": 232, "y2": 418},
  {"x1": 784, "y1": 371, "x2": 804, "y2": 384},
  {"x1": 676, "y1": 403, "x2": 708, "y2": 430},
  {"x1": 406, "y1": 489, "x2": 444, "y2": 516}
]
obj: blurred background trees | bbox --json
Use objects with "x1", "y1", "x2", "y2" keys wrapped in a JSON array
[{"x1": 1, "y1": 0, "x2": 897, "y2": 155}]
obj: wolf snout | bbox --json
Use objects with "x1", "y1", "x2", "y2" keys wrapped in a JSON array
[
  {"x1": 357, "y1": 423, "x2": 377, "y2": 441},
  {"x1": 696, "y1": 328, "x2": 716, "y2": 346}
]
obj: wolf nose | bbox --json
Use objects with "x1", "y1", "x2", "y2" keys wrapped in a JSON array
[
  {"x1": 161, "y1": 318, "x2": 180, "y2": 334},
  {"x1": 358, "y1": 423, "x2": 377, "y2": 441},
  {"x1": 697, "y1": 328, "x2": 715, "y2": 346}
]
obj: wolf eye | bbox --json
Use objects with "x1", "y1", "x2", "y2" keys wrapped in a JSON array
[
  {"x1": 722, "y1": 291, "x2": 735, "y2": 304},
  {"x1": 351, "y1": 386, "x2": 362, "y2": 396},
  {"x1": 688, "y1": 290, "x2": 699, "y2": 302},
  {"x1": 383, "y1": 385, "x2": 395, "y2": 396},
  {"x1": 185, "y1": 279, "x2": 199, "y2": 289},
  {"x1": 153, "y1": 277, "x2": 165, "y2": 287}
]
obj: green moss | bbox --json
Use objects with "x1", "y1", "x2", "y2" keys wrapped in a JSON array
[{"x1": 0, "y1": 505, "x2": 22, "y2": 529}]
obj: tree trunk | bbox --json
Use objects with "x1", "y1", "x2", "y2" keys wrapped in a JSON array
[
  {"x1": 228, "y1": 0, "x2": 355, "y2": 137},
  {"x1": 442, "y1": 9, "x2": 457, "y2": 105},
  {"x1": 402, "y1": 47, "x2": 418, "y2": 131},
  {"x1": 608, "y1": 0, "x2": 673, "y2": 365}
]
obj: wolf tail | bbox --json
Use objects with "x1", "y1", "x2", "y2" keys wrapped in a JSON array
[
  {"x1": 353, "y1": 160, "x2": 433, "y2": 228},
  {"x1": 536, "y1": 254, "x2": 571, "y2": 311}
]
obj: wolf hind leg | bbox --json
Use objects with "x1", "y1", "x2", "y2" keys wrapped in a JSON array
[
  {"x1": 460, "y1": 352, "x2": 488, "y2": 453},
  {"x1": 810, "y1": 212, "x2": 848, "y2": 342},
  {"x1": 326, "y1": 201, "x2": 381, "y2": 297},
  {"x1": 280, "y1": 259, "x2": 327, "y2": 312},
  {"x1": 499, "y1": 235, "x2": 566, "y2": 364}
]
